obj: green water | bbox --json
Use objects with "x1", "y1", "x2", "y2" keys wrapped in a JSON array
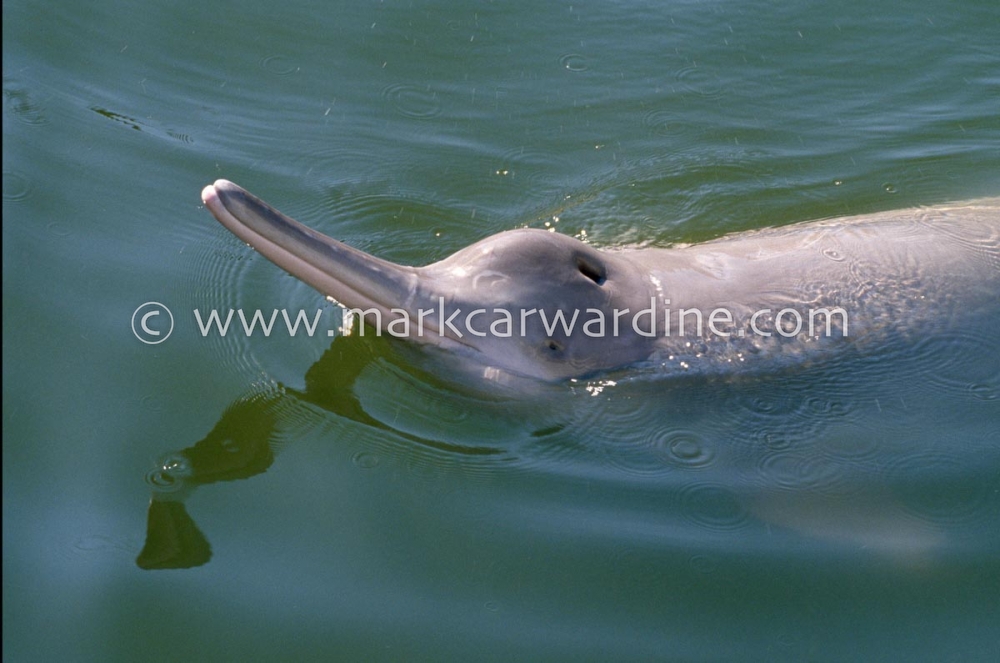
[{"x1": 3, "y1": 1, "x2": 999, "y2": 661}]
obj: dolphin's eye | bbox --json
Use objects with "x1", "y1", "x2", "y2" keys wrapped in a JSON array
[
  {"x1": 575, "y1": 255, "x2": 606, "y2": 285},
  {"x1": 544, "y1": 338, "x2": 564, "y2": 352}
]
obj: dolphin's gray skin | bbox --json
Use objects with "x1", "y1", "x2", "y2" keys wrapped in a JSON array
[{"x1": 202, "y1": 180, "x2": 999, "y2": 381}]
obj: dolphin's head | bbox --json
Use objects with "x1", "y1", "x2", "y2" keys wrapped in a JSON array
[
  {"x1": 417, "y1": 229, "x2": 658, "y2": 379},
  {"x1": 202, "y1": 180, "x2": 656, "y2": 381}
]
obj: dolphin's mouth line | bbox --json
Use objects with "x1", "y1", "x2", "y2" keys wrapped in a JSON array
[{"x1": 202, "y1": 180, "x2": 476, "y2": 351}]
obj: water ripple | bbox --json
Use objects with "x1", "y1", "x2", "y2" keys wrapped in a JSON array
[
  {"x1": 675, "y1": 63, "x2": 725, "y2": 98},
  {"x1": 2, "y1": 170, "x2": 32, "y2": 202},
  {"x1": 259, "y1": 55, "x2": 299, "y2": 76},
  {"x1": 730, "y1": 385, "x2": 824, "y2": 446},
  {"x1": 756, "y1": 451, "x2": 846, "y2": 495},
  {"x1": 641, "y1": 109, "x2": 694, "y2": 138},
  {"x1": 909, "y1": 328, "x2": 1000, "y2": 403},
  {"x1": 71, "y1": 535, "x2": 136, "y2": 556},
  {"x1": 473, "y1": 146, "x2": 573, "y2": 206},
  {"x1": 3, "y1": 81, "x2": 47, "y2": 125},
  {"x1": 166, "y1": 130, "x2": 195, "y2": 144},
  {"x1": 679, "y1": 482, "x2": 751, "y2": 531},
  {"x1": 286, "y1": 147, "x2": 389, "y2": 188},
  {"x1": 351, "y1": 451, "x2": 381, "y2": 470},
  {"x1": 605, "y1": 442, "x2": 678, "y2": 477},
  {"x1": 46, "y1": 221, "x2": 73, "y2": 237},
  {"x1": 559, "y1": 53, "x2": 589, "y2": 72},
  {"x1": 816, "y1": 423, "x2": 883, "y2": 464},
  {"x1": 144, "y1": 453, "x2": 193, "y2": 494},
  {"x1": 189, "y1": 232, "x2": 267, "y2": 378},
  {"x1": 292, "y1": 189, "x2": 464, "y2": 262},
  {"x1": 381, "y1": 83, "x2": 442, "y2": 120},
  {"x1": 663, "y1": 431, "x2": 716, "y2": 468},
  {"x1": 967, "y1": 382, "x2": 998, "y2": 401}
]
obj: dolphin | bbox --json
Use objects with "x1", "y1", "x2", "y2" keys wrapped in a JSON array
[{"x1": 202, "y1": 180, "x2": 999, "y2": 381}]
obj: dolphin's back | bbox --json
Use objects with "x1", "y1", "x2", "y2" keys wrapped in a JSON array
[{"x1": 630, "y1": 199, "x2": 1000, "y2": 373}]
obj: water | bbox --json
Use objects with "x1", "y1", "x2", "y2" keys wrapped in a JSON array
[{"x1": 3, "y1": 0, "x2": 999, "y2": 660}]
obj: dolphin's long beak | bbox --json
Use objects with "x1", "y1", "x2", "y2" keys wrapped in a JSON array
[{"x1": 202, "y1": 180, "x2": 453, "y2": 343}]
